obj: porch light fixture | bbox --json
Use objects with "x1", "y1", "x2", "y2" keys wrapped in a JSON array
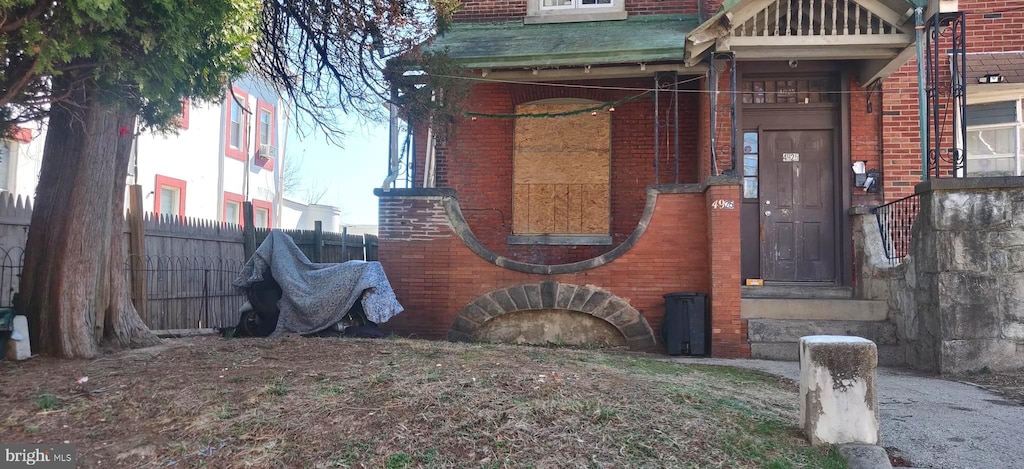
[{"x1": 978, "y1": 73, "x2": 1005, "y2": 84}]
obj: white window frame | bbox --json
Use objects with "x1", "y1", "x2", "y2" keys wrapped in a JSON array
[
  {"x1": 259, "y1": 109, "x2": 272, "y2": 147},
  {"x1": 255, "y1": 207, "x2": 270, "y2": 229},
  {"x1": 225, "y1": 200, "x2": 241, "y2": 225},
  {"x1": 159, "y1": 186, "x2": 182, "y2": 216},
  {"x1": 526, "y1": 0, "x2": 625, "y2": 24},
  {"x1": 962, "y1": 98, "x2": 1024, "y2": 177},
  {"x1": 229, "y1": 100, "x2": 243, "y2": 150}
]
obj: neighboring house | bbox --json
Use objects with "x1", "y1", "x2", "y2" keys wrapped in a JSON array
[
  {"x1": 0, "y1": 125, "x2": 45, "y2": 197},
  {"x1": 881, "y1": 1, "x2": 1024, "y2": 190},
  {"x1": 6, "y1": 76, "x2": 295, "y2": 229},
  {"x1": 375, "y1": 0, "x2": 1014, "y2": 358},
  {"x1": 132, "y1": 76, "x2": 285, "y2": 228}
]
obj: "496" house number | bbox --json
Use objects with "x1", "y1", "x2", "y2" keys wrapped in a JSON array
[{"x1": 711, "y1": 199, "x2": 735, "y2": 210}]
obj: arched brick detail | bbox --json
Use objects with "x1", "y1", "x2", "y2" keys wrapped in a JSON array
[{"x1": 447, "y1": 282, "x2": 658, "y2": 351}]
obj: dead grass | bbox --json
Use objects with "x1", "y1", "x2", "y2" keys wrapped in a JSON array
[
  {"x1": 956, "y1": 368, "x2": 1024, "y2": 404},
  {"x1": 0, "y1": 336, "x2": 846, "y2": 468}
]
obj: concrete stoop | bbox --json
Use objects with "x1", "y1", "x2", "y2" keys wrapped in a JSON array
[
  {"x1": 741, "y1": 298, "x2": 888, "y2": 321},
  {"x1": 743, "y1": 298, "x2": 903, "y2": 366}
]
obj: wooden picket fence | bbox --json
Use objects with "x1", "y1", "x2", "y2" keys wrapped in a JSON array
[{"x1": 0, "y1": 189, "x2": 378, "y2": 332}]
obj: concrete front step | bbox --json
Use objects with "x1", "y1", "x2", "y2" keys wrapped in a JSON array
[
  {"x1": 747, "y1": 319, "x2": 898, "y2": 345},
  {"x1": 751, "y1": 342, "x2": 905, "y2": 367},
  {"x1": 741, "y1": 298, "x2": 889, "y2": 321},
  {"x1": 741, "y1": 285, "x2": 853, "y2": 299}
]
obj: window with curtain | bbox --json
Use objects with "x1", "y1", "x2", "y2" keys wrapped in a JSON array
[{"x1": 965, "y1": 100, "x2": 1023, "y2": 177}]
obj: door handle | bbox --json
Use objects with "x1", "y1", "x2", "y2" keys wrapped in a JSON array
[{"x1": 764, "y1": 210, "x2": 772, "y2": 217}]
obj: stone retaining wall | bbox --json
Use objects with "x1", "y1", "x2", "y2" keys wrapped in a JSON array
[{"x1": 861, "y1": 178, "x2": 1024, "y2": 373}]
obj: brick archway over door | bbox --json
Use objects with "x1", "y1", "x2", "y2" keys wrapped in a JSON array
[{"x1": 447, "y1": 282, "x2": 658, "y2": 351}]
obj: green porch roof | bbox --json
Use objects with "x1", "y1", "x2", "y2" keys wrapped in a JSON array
[{"x1": 425, "y1": 14, "x2": 700, "y2": 69}]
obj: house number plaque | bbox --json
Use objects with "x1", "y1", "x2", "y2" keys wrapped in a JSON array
[
  {"x1": 782, "y1": 153, "x2": 800, "y2": 162},
  {"x1": 712, "y1": 199, "x2": 735, "y2": 210}
]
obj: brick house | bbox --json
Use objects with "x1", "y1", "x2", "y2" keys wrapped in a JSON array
[{"x1": 375, "y1": 0, "x2": 1023, "y2": 358}]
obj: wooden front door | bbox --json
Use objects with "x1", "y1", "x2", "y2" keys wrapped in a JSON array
[{"x1": 760, "y1": 130, "x2": 835, "y2": 282}]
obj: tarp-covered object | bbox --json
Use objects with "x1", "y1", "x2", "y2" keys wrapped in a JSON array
[{"x1": 233, "y1": 231, "x2": 404, "y2": 335}]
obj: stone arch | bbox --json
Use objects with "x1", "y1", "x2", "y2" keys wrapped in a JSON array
[{"x1": 447, "y1": 282, "x2": 658, "y2": 351}]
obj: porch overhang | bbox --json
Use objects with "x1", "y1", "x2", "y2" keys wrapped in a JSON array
[
  {"x1": 423, "y1": 14, "x2": 700, "y2": 71},
  {"x1": 685, "y1": 0, "x2": 920, "y2": 84}
]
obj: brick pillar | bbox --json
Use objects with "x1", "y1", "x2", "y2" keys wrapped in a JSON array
[
  {"x1": 374, "y1": 188, "x2": 459, "y2": 340},
  {"x1": 699, "y1": 0, "x2": 724, "y2": 20},
  {"x1": 705, "y1": 179, "x2": 749, "y2": 358}
]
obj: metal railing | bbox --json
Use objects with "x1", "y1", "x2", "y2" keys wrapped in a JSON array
[
  {"x1": 127, "y1": 255, "x2": 245, "y2": 330},
  {"x1": 871, "y1": 194, "x2": 920, "y2": 265},
  {"x1": 0, "y1": 246, "x2": 23, "y2": 308}
]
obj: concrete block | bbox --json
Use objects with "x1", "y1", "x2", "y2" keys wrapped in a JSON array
[
  {"x1": 799, "y1": 336, "x2": 879, "y2": 446},
  {"x1": 5, "y1": 315, "x2": 31, "y2": 360},
  {"x1": 940, "y1": 303, "x2": 1001, "y2": 340},
  {"x1": 747, "y1": 319, "x2": 897, "y2": 345},
  {"x1": 741, "y1": 299, "x2": 888, "y2": 321},
  {"x1": 940, "y1": 339, "x2": 1020, "y2": 373}
]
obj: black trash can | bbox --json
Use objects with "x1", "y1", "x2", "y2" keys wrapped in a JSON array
[{"x1": 662, "y1": 292, "x2": 709, "y2": 356}]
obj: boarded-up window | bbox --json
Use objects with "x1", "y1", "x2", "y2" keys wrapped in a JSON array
[{"x1": 513, "y1": 101, "x2": 610, "y2": 235}]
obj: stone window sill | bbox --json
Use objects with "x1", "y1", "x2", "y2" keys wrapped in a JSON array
[
  {"x1": 524, "y1": 10, "x2": 627, "y2": 24},
  {"x1": 508, "y1": 234, "x2": 613, "y2": 246}
]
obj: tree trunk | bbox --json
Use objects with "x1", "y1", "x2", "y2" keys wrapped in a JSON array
[{"x1": 20, "y1": 75, "x2": 160, "y2": 358}]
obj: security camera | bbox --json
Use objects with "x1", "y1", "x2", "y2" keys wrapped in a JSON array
[{"x1": 788, "y1": 60, "x2": 799, "y2": 69}]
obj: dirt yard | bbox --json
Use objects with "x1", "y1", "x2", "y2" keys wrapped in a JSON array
[
  {"x1": 956, "y1": 369, "x2": 1024, "y2": 404},
  {"x1": 1, "y1": 337, "x2": 845, "y2": 468}
]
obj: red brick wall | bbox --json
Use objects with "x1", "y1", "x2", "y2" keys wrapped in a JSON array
[
  {"x1": 697, "y1": 71, "x2": 735, "y2": 179},
  {"x1": 699, "y1": 0, "x2": 723, "y2": 20},
  {"x1": 850, "y1": 76, "x2": 884, "y2": 207},
  {"x1": 414, "y1": 78, "x2": 701, "y2": 265},
  {"x1": 377, "y1": 190, "x2": 749, "y2": 357},
  {"x1": 704, "y1": 184, "x2": 747, "y2": 357},
  {"x1": 453, "y1": 0, "x2": 696, "y2": 23},
  {"x1": 880, "y1": 0, "x2": 1024, "y2": 201}
]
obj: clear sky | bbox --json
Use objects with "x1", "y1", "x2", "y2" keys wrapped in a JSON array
[{"x1": 285, "y1": 114, "x2": 389, "y2": 226}]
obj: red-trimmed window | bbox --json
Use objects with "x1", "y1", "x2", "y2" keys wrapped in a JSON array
[
  {"x1": 12, "y1": 126, "x2": 31, "y2": 143},
  {"x1": 176, "y1": 99, "x2": 190, "y2": 130},
  {"x1": 225, "y1": 87, "x2": 249, "y2": 161},
  {"x1": 154, "y1": 175, "x2": 187, "y2": 217},
  {"x1": 252, "y1": 199, "x2": 273, "y2": 229},
  {"x1": 254, "y1": 100, "x2": 276, "y2": 170},
  {"x1": 223, "y1": 191, "x2": 244, "y2": 226}
]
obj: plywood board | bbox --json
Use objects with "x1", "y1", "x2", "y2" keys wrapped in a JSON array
[
  {"x1": 528, "y1": 184, "x2": 555, "y2": 233},
  {"x1": 514, "y1": 150, "x2": 609, "y2": 185},
  {"x1": 513, "y1": 184, "x2": 530, "y2": 233},
  {"x1": 581, "y1": 184, "x2": 610, "y2": 234},
  {"x1": 512, "y1": 101, "x2": 611, "y2": 235},
  {"x1": 514, "y1": 104, "x2": 610, "y2": 152},
  {"x1": 551, "y1": 184, "x2": 569, "y2": 233}
]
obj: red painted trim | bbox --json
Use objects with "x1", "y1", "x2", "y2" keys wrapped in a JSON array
[
  {"x1": 154, "y1": 174, "x2": 187, "y2": 217},
  {"x1": 223, "y1": 191, "x2": 245, "y2": 225},
  {"x1": 224, "y1": 87, "x2": 249, "y2": 161},
  {"x1": 177, "y1": 99, "x2": 190, "y2": 130},
  {"x1": 12, "y1": 127, "x2": 31, "y2": 143},
  {"x1": 252, "y1": 199, "x2": 274, "y2": 229},
  {"x1": 254, "y1": 100, "x2": 276, "y2": 171}
]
